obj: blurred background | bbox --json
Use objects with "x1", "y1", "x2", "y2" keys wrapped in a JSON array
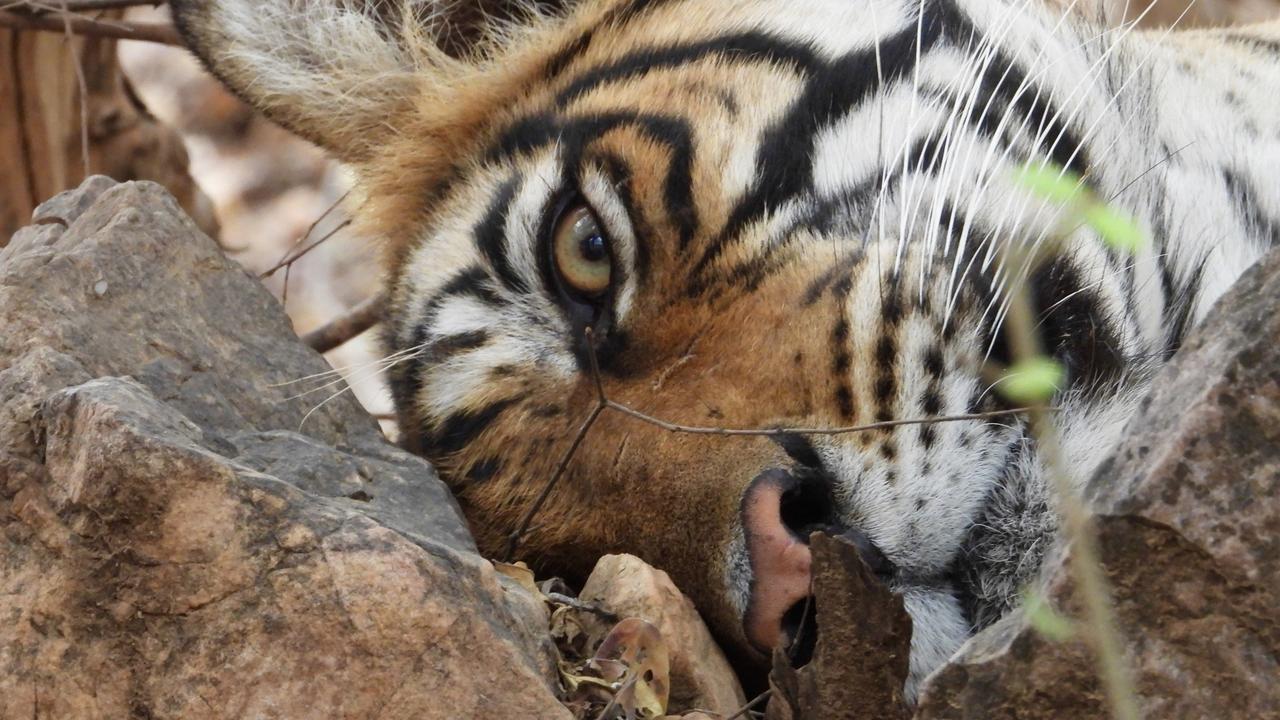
[{"x1": 3, "y1": 0, "x2": 1278, "y2": 432}]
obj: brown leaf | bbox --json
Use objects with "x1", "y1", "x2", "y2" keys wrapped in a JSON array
[
  {"x1": 593, "y1": 618, "x2": 672, "y2": 718},
  {"x1": 493, "y1": 560, "x2": 541, "y2": 596}
]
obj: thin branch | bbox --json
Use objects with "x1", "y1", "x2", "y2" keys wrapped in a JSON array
[
  {"x1": 725, "y1": 690, "x2": 773, "y2": 720},
  {"x1": 502, "y1": 329, "x2": 609, "y2": 562},
  {"x1": 603, "y1": 400, "x2": 1040, "y2": 439},
  {"x1": 263, "y1": 191, "x2": 351, "y2": 291},
  {"x1": 303, "y1": 294, "x2": 386, "y2": 354},
  {"x1": 500, "y1": 327, "x2": 1042, "y2": 563},
  {"x1": 1002, "y1": 249, "x2": 1140, "y2": 720},
  {"x1": 0, "y1": 9, "x2": 182, "y2": 45},
  {"x1": 16, "y1": 0, "x2": 164, "y2": 11},
  {"x1": 260, "y1": 218, "x2": 353, "y2": 278},
  {"x1": 47, "y1": 1, "x2": 92, "y2": 178},
  {"x1": 544, "y1": 593, "x2": 620, "y2": 623}
]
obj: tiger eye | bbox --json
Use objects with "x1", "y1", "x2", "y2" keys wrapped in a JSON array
[{"x1": 552, "y1": 204, "x2": 612, "y2": 297}]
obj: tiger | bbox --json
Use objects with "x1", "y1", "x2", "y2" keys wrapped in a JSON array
[{"x1": 171, "y1": 0, "x2": 1280, "y2": 701}]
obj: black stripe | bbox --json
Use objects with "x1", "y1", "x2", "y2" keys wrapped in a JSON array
[
  {"x1": 541, "y1": 0, "x2": 689, "y2": 80},
  {"x1": 1160, "y1": 252, "x2": 1208, "y2": 359},
  {"x1": 441, "y1": 265, "x2": 504, "y2": 306},
  {"x1": 427, "y1": 397, "x2": 521, "y2": 457},
  {"x1": 592, "y1": 149, "x2": 652, "y2": 283},
  {"x1": 688, "y1": 0, "x2": 959, "y2": 290},
  {"x1": 475, "y1": 175, "x2": 528, "y2": 293},
  {"x1": 1224, "y1": 34, "x2": 1280, "y2": 55},
  {"x1": 977, "y1": 51, "x2": 1091, "y2": 178},
  {"x1": 543, "y1": 29, "x2": 597, "y2": 81},
  {"x1": 386, "y1": 266, "x2": 501, "y2": 428},
  {"x1": 831, "y1": 316, "x2": 855, "y2": 419},
  {"x1": 802, "y1": 262, "x2": 848, "y2": 306},
  {"x1": 1223, "y1": 168, "x2": 1280, "y2": 249},
  {"x1": 498, "y1": 112, "x2": 699, "y2": 249},
  {"x1": 555, "y1": 33, "x2": 820, "y2": 105},
  {"x1": 873, "y1": 334, "x2": 897, "y2": 421},
  {"x1": 772, "y1": 433, "x2": 823, "y2": 470},
  {"x1": 431, "y1": 330, "x2": 490, "y2": 358},
  {"x1": 1029, "y1": 256, "x2": 1126, "y2": 396},
  {"x1": 462, "y1": 456, "x2": 503, "y2": 486},
  {"x1": 933, "y1": 201, "x2": 1004, "y2": 349}
]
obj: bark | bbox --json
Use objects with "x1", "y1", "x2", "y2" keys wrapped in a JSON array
[{"x1": 0, "y1": 10, "x2": 209, "y2": 245}]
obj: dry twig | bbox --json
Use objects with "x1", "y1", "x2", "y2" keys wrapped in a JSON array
[
  {"x1": 18, "y1": 0, "x2": 164, "y2": 10},
  {"x1": 725, "y1": 689, "x2": 773, "y2": 720},
  {"x1": 501, "y1": 327, "x2": 1044, "y2": 561},
  {"x1": 303, "y1": 293, "x2": 386, "y2": 354},
  {"x1": 1001, "y1": 261, "x2": 1140, "y2": 720},
  {"x1": 0, "y1": 9, "x2": 182, "y2": 45}
]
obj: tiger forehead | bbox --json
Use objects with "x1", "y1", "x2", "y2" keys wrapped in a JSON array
[
  {"x1": 371, "y1": 0, "x2": 822, "y2": 277},
  {"x1": 393, "y1": 0, "x2": 846, "y2": 168}
]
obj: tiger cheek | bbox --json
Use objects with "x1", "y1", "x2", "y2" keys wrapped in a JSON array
[{"x1": 549, "y1": 414, "x2": 781, "y2": 625}]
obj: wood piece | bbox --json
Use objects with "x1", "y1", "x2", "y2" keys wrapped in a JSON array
[
  {"x1": 1, "y1": 8, "x2": 207, "y2": 244},
  {"x1": 765, "y1": 532, "x2": 913, "y2": 720}
]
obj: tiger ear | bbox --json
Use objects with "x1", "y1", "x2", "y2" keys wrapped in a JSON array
[{"x1": 170, "y1": 0, "x2": 556, "y2": 162}]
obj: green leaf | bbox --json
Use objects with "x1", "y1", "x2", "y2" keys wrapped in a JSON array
[
  {"x1": 1000, "y1": 357, "x2": 1064, "y2": 403},
  {"x1": 1014, "y1": 164, "x2": 1086, "y2": 205},
  {"x1": 1084, "y1": 204, "x2": 1146, "y2": 253},
  {"x1": 1022, "y1": 590, "x2": 1075, "y2": 642}
]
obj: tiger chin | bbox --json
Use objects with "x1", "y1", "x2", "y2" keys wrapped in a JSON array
[{"x1": 172, "y1": 0, "x2": 1280, "y2": 703}]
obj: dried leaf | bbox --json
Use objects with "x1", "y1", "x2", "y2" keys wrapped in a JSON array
[
  {"x1": 630, "y1": 675, "x2": 667, "y2": 718},
  {"x1": 493, "y1": 560, "x2": 541, "y2": 596},
  {"x1": 593, "y1": 618, "x2": 671, "y2": 717}
]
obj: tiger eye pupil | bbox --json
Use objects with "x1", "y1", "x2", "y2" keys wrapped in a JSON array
[{"x1": 581, "y1": 234, "x2": 607, "y2": 262}]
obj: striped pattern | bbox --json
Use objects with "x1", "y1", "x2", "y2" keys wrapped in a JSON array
[{"x1": 172, "y1": 0, "x2": 1280, "y2": 700}]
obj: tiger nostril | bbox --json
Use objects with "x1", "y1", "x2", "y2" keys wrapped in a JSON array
[
  {"x1": 780, "y1": 596, "x2": 819, "y2": 667},
  {"x1": 741, "y1": 468, "x2": 896, "y2": 657},
  {"x1": 778, "y1": 472, "x2": 897, "y2": 581},
  {"x1": 778, "y1": 472, "x2": 838, "y2": 542}
]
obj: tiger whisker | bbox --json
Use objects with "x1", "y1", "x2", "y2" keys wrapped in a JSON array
[{"x1": 271, "y1": 342, "x2": 425, "y2": 394}]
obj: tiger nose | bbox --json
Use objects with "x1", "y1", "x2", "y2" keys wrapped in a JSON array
[{"x1": 740, "y1": 469, "x2": 891, "y2": 656}]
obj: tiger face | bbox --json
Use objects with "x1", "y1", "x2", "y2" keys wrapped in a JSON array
[{"x1": 174, "y1": 0, "x2": 1276, "y2": 699}]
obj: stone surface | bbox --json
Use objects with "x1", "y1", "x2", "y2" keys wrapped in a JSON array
[
  {"x1": 914, "y1": 249, "x2": 1280, "y2": 719},
  {"x1": 0, "y1": 178, "x2": 569, "y2": 719},
  {"x1": 764, "y1": 534, "x2": 912, "y2": 720},
  {"x1": 581, "y1": 554, "x2": 748, "y2": 716}
]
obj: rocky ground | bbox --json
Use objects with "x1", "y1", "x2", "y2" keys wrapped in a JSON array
[{"x1": 1, "y1": 177, "x2": 1276, "y2": 719}]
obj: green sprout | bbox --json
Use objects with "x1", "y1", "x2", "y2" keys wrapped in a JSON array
[
  {"x1": 1015, "y1": 163, "x2": 1147, "y2": 254},
  {"x1": 1022, "y1": 589, "x2": 1076, "y2": 643},
  {"x1": 1000, "y1": 356, "x2": 1065, "y2": 403}
]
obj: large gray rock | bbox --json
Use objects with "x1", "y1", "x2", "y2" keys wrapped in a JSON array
[
  {"x1": 0, "y1": 178, "x2": 569, "y2": 719},
  {"x1": 914, "y1": 250, "x2": 1280, "y2": 719}
]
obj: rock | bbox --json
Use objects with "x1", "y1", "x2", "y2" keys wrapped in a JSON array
[
  {"x1": 914, "y1": 249, "x2": 1280, "y2": 719},
  {"x1": 764, "y1": 533, "x2": 912, "y2": 720},
  {"x1": 0, "y1": 177, "x2": 378, "y2": 448},
  {"x1": 0, "y1": 178, "x2": 570, "y2": 719},
  {"x1": 29, "y1": 175, "x2": 121, "y2": 228},
  {"x1": 581, "y1": 554, "x2": 748, "y2": 716}
]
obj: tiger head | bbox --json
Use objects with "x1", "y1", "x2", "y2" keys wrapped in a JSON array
[{"x1": 175, "y1": 0, "x2": 1157, "y2": 697}]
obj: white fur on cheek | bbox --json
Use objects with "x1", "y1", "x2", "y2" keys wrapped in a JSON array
[{"x1": 898, "y1": 586, "x2": 970, "y2": 703}]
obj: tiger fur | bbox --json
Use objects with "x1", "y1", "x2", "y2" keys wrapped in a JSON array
[{"x1": 172, "y1": 0, "x2": 1280, "y2": 700}]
